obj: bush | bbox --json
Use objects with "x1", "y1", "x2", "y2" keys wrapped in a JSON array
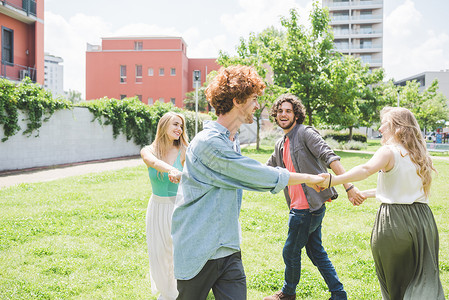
[
  {"x1": 0, "y1": 78, "x2": 71, "y2": 142},
  {"x1": 342, "y1": 140, "x2": 367, "y2": 150},
  {"x1": 324, "y1": 132, "x2": 367, "y2": 143},
  {"x1": 79, "y1": 98, "x2": 211, "y2": 147},
  {"x1": 324, "y1": 138, "x2": 341, "y2": 150}
]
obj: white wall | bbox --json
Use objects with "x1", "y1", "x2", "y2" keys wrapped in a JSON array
[{"x1": 0, "y1": 107, "x2": 141, "y2": 172}]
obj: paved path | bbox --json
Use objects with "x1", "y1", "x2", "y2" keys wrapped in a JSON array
[
  {"x1": 1, "y1": 151, "x2": 448, "y2": 189},
  {"x1": 0, "y1": 157, "x2": 143, "y2": 189}
]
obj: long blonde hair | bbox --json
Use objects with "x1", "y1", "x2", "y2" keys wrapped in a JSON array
[
  {"x1": 380, "y1": 107, "x2": 436, "y2": 197},
  {"x1": 151, "y1": 112, "x2": 189, "y2": 161}
]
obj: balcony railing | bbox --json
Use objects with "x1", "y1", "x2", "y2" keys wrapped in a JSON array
[
  {"x1": 327, "y1": 1, "x2": 350, "y2": 7},
  {"x1": 331, "y1": 15, "x2": 383, "y2": 22},
  {"x1": 352, "y1": 0, "x2": 383, "y2": 6},
  {"x1": 327, "y1": 0, "x2": 382, "y2": 7},
  {"x1": 1, "y1": 0, "x2": 37, "y2": 16},
  {"x1": 1, "y1": 61, "x2": 36, "y2": 82},
  {"x1": 352, "y1": 29, "x2": 383, "y2": 35},
  {"x1": 351, "y1": 43, "x2": 383, "y2": 50}
]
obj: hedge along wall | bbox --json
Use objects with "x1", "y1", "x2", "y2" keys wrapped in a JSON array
[{"x1": 0, "y1": 107, "x2": 142, "y2": 172}]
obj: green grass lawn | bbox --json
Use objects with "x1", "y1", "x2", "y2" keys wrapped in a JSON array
[{"x1": 1, "y1": 149, "x2": 448, "y2": 299}]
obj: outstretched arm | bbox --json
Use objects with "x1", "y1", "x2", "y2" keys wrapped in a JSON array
[
  {"x1": 141, "y1": 146, "x2": 182, "y2": 183},
  {"x1": 318, "y1": 146, "x2": 395, "y2": 188},
  {"x1": 329, "y1": 160, "x2": 366, "y2": 206},
  {"x1": 288, "y1": 172, "x2": 324, "y2": 186}
]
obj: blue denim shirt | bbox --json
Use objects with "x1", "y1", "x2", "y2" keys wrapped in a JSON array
[{"x1": 172, "y1": 121, "x2": 290, "y2": 280}]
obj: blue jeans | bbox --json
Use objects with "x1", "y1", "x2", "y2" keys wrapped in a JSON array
[{"x1": 282, "y1": 205, "x2": 347, "y2": 300}]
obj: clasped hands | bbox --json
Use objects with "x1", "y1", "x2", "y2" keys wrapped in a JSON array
[
  {"x1": 305, "y1": 173, "x2": 332, "y2": 192},
  {"x1": 306, "y1": 173, "x2": 366, "y2": 206},
  {"x1": 168, "y1": 169, "x2": 182, "y2": 184}
]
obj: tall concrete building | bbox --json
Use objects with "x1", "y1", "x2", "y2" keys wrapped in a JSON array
[
  {"x1": 44, "y1": 53, "x2": 64, "y2": 97},
  {"x1": 323, "y1": 0, "x2": 383, "y2": 70}
]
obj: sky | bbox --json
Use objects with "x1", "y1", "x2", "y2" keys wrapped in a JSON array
[{"x1": 44, "y1": 0, "x2": 449, "y2": 98}]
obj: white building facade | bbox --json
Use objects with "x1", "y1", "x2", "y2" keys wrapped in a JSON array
[
  {"x1": 394, "y1": 70, "x2": 449, "y2": 101},
  {"x1": 44, "y1": 53, "x2": 64, "y2": 97},
  {"x1": 323, "y1": 0, "x2": 383, "y2": 70}
]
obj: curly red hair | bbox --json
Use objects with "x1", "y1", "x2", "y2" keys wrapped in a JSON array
[{"x1": 205, "y1": 65, "x2": 266, "y2": 115}]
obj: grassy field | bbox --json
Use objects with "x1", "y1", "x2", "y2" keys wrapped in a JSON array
[{"x1": 0, "y1": 149, "x2": 448, "y2": 299}]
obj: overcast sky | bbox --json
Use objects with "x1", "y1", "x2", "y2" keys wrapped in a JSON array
[{"x1": 44, "y1": 0, "x2": 449, "y2": 98}]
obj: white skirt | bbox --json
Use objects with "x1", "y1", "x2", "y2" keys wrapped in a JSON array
[{"x1": 146, "y1": 194, "x2": 178, "y2": 300}]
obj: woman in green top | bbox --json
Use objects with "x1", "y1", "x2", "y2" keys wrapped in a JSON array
[{"x1": 141, "y1": 112, "x2": 189, "y2": 300}]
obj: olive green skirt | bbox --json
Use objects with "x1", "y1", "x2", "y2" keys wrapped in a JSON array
[{"x1": 371, "y1": 202, "x2": 445, "y2": 300}]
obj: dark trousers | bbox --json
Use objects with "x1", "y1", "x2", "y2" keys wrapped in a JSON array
[
  {"x1": 282, "y1": 205, "x2": 346, "y2": 299},
  {"x1": 177, "y1": 252, "x2": 246, "y2": 300}
]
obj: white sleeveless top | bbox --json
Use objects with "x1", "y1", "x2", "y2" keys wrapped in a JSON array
[{"x1": 376, "y1": 144, "x2": 428, "y2": 204}]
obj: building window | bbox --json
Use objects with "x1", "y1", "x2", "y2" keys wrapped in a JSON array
[
  {"x1": 136, "y1": 65, "x2": 142, "y2": 83},
  {"x1": 159, "y1": 97, "x2": 164, "y2": 102},
  {"x1": 360, "y1": 10, "x2": 373, "y2": 20},
  {"x1": 148, "y1": 98, "x2": 154, "y2": 105},
  {"x1": 137, "y1": 95, "x2": 142, "y2": 102},
  {"x1": 148, "y1": 68, "x2": 154, "y2": 76},
  {"x1": 159, "y1": 68, "x2": 165, "y2": 76},
  {"x1": 120, "y1": 65, "x2": 127, "y2": 83},
  {"x1": 120, "y1": 95, "x2": 126, "y2": 100},
  {"x1": 170, "y1": 98, "x2": 176, "y2": 104},
  {"x1": 360, "y1": 54, "x2": 372, "y2": 64},
  {"x1": 134, "y1": 41, "x2": 143, "y2": 50},
  {"x1": 1, "y1": 27, "x2": 14, "y2": 65},
  {"x1": 171, "y1": 68, "x2": 176, "y2": 76}
]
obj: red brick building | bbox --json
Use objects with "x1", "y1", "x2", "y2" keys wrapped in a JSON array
[
  {"x1": 0, "y1": 0, "x2": 44, "y2": 84},
  {"x1": 85, "y1": 36, "x2": 220, "y2": 107}
]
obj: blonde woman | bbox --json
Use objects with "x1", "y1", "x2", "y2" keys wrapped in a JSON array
[
  {"x1": 141, "y1": 112, "x2": 188, "y2": 300},
  {"x1": 317, "y1": 107, "x2": 445, "y2": 300}
]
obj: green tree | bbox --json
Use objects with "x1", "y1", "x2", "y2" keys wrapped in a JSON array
[
  {"x1": 264, "y1": 3, "x2": 335, "y2": 125},
  {"x1": 184, "y1": 87, "x2": 208, "y2": 112},
  {"x1": 218, "y1": 27, "x2": 285, "y2": 149},
  {"x1": 66, "y1": 89, "x2": 82, "y2": 104},
  {"x1": 321, "y1": 55, "x2": 384, "y2": 139},
  {"x1": 400, "y1": 79, "x2": 449, "y2": 132},
  {"x1": 183, "y1": 70, "x2": 218, "y2": 112}
]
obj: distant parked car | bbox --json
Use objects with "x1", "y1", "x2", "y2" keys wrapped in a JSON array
[{"x1": 426, "y1": 132, "x2": 436, "y2": 142}]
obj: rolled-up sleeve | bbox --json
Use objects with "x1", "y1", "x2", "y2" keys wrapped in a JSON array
[
  {"x1": 194, "y1": 136, "x2": 290, "y2": 193},
  {"x1": 304, "y1": 128, "x2": 340, "y2": 168}
]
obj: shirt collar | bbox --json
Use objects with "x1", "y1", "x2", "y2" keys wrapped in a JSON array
[
  {"x1": 284, "y1": 123, "x2": 300, "y2": 141},
  {"x1": 204, "y1": 120, "x2": 239, "y2": 140}
]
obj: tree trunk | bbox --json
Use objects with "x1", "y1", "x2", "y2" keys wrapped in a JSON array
[
  {"x1": 256, "y1": 115, "x2": 261, "y2": 150},
  {"x1": 349, "y1": 127, "x2": 353, "y2": 141},
  {"x1": 307, "y1": 109, "x2": 313, "y2": 126}
]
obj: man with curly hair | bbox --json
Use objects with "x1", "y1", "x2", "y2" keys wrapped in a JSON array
[
  {"x1": 171, "y1": 66, "x2": 326, "y2": 300},
  {"x1": 263, "y1": 94, "x2": 366, "y2": 300}
]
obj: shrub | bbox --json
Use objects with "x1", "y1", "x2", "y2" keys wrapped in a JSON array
[
  {"x1": 324, "y1": 138, "x2": 342, "y2": 150},
  {"x1": 342, "y1": 140, "x2": 367, "y2": 150},
  {"x1": 324, "y1": 132, "x2": 367, "y2": 143},
  {"x1": 0, "y1": 78, "x2": 71, "y2": 142},
  {"x1": 79, "y1": 98, "x2": 211, "y2": 146}
]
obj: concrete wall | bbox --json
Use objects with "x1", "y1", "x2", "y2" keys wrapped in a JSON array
[{"x1": 0, "y1": 107, "x2": 141, "y2": 172}]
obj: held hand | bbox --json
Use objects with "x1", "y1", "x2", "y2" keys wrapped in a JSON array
[
  {"x1": 316, "y1": 173, "x2": 330, "y2": 189},
  {"x1": 347, "y1": 186, "x2": 366, "y2": 206},
  {"x1": 305, "y1": 175, "x2": 325, "y2": 193},
  {"x1": 168, "y1": 169, "x2": 182, "y2": 184}
]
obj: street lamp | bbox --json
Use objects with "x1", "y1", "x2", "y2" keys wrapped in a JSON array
[{"x1": 193, "y1": 70, "x2": 201, "y2": 135}]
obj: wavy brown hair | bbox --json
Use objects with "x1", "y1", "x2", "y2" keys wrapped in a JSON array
[
  {"x1": 205, "y1": 65, "x2": 266, "y2": 115},
  {"x1": 380, "y1": 107, "x2": 436, "y2": 197},
  {"x1": 270, "y1": 93, "x2": 306, "y2": 125}
]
